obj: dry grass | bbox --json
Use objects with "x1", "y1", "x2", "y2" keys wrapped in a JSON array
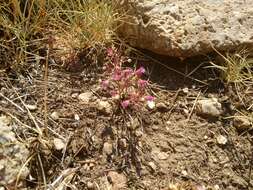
[
  {"x1": 209, "y1": 49, "x2": 253, "y2": 85},
  {"x1": 0, "y1": 0, "x2": 121, "y2": 72}
]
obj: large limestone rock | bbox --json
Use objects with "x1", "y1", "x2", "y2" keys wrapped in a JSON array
[
  {"x1": 0, "y1": 115, "x2": 29, "y2": 188},
  {"x1": 118, "y1": 0, "x2": 253, "y2": 58}
]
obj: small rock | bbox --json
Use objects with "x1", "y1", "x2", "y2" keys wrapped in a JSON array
[
  {"x1": 234, "y1": 115, "x2": 252, "y2": 130},
  {"x1": 183, "y1": 108, "x2": 189, "y2": 115},
  {"x1": 156, "y1": 102, "x2": 167, "y2": 111},
  {"x1": 166, "y1": 121, "x2": 172, "y2": 125},
  {"x1": 78, "y1": 92, "x2": 93, "y2": 103},
  {"x1": 97, "y1": 100, "x2": 112, "y2": 114},
  {"x1": 71, "y1": 93, "x2": 79, "y2": 98},
  {"x1": 147, "y1": 101, "x2": 155, "y2": 110},
  {"x1": 157, "y1": 151, "x2": 168, "y2": 160},
  {"x1": 50, "y1": 111, "x2": 60, "y2": 120},
  {"x1": 0, "y1": 115, "x2": 29, "y2": 186},
  {"x1": 103, "y1": 142, "x2": 113, "y2": 155},
  {"x1": 216, "y1": 135, "x2": 228, "y2": 145},
  {"x1": 53, "y1": 138, "x2": 65, "y2": 150},
  {"x1": 26, "y1": 104, "x2": 37, "y2": 111},
  {"x1": 182, "y1": 87, "x2": 189, "y2": 94},
  {"x1": 196, "y1": 98, "x2": 223, "y2": 117},
  {"x1": 181, "y1": 170, "x2": 188, "y2": 176},
  {"x1": 107, "y1": 171, "x2": 127, "y2": 190},
  {"x1": 148, "y1": 161, "x2": 157, "y2": 171},
  {"x1": 74, "y1": 114, "x2": 80, "y2": 121},
  {"x1": 214, "y1": 184, "x2": 220, "y2": 190},
  {"x1": 152, "y1": 125, "x2": 159, "y2": 131}
]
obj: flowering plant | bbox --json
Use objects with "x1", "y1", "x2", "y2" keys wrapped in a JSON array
[{"x1": 100, "y1": 47, "x2": 154, "y2": 109}]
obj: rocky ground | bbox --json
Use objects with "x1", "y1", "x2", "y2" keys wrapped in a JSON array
[{"x1": 0, "y1": 51, "x2": 253, "y2": 190}]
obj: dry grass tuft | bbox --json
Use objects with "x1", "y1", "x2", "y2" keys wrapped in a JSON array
[
  {"x1": 209, "y1": 49, "x2": 253, "y2": 85},
  {"x1": 0, "y1": 0, "x2": 122, "y2": 72}
]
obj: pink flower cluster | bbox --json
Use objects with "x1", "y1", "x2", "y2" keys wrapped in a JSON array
[{"x1": 101, "y1": 47, "x2": 154, "y2": 109}]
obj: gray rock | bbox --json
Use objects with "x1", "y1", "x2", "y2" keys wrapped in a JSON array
[
  {"x1": 216, "y1": 135, "x2": 228, "y2": 145},
  {"x1": 196, "y1": 98, "x2": 223, "y2": 117},
  {"x1": 233, "y1": 114, "x2": 252, "y2": 130},
  {"x1": 118, "y1": 0, "x2": 253, "y2": 58},
  {"x1": 78, "y1": 92, "x2": 93, "y2": 104},
  {"x1": 96, "y1": 100, "x2": 112, "y2": 115},
  {"x1": 50, "y1": 111, "x2": 60, "y2": 121},
  {"x1": 53, "y1": 138, "x2": 65, "y2": 150},
  {"x1": 0, "y1": 115, "x2": 29, "y2": 187}
]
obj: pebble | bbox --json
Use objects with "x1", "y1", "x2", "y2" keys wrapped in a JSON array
[
  {"x1": 103, "y1": 142, "x2": 113, "y2": 155},
  {"x1": 78, "y1": 92, "x2": 93, "y2": 103},
  {"x1": 147, "y1": 101, "x2": 155, "y2": 110},
  {"x1": 216, "y1": 135, "x2": 228, "y2": 145},
  {"x1": 152, "y1": 125, "x2": 159, "y2": 131},
  {"x1": 166, "y1": 121, "x2": 172, "y2": 125},
  {"x1": 53, "y1": 138, "x2": 65, "y2": 150},
  {"x1": 74, "y1": 114, "x2": 80, "y2": 121},
  {"x1": 26, "y1": 104, "x2": 37, "y2": 111},
  {"x1": 157, "y1": 151, "x2": 168, "y2": 160},
  {"x1": 182, "y1": 87, "x2": 189, "y2": 94},
  {"x1": 156, "y1": 102, "x2": 167, "y2": 111},
  {"x1": 233, "y1": 115, "x2": 252, "y2": 130},
  {"x1": 50, "y1": 111, "x2": 60, "y2": 120},
  {"x1": 196, "y1": 98, "x2": 223, "y2": 117},
  {"x1": 181, "y1": 170, "x2": 188, "y2": 176},
  {"x1": 96, "y1": 100, "x2": 112, "y2": 114},
  {"x1": 71, "y1": 93, "x2": 79, "y2": 98}
]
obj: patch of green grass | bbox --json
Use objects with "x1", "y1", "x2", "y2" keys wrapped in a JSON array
[{"x1": 0, "y1": 0, "x2": 121, "y2": 72}]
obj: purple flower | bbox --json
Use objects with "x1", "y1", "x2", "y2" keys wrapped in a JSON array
[
  {"x1": 121, "y1": 100, "x2": 130, "y2": 109},
  {"x1": 135, "y1": 66, "x2": 145, "y2": 77},
  {"x1": 137, "y1": 79, "x2": 148, "y2": 88},
  {"x1": 145, "y1": 95, "x2": 154, "y2": 101},
  {"x1": 112, "y1": 72, "x2": 122, "y2": 81},
  {"x1": 101, "y1": 80, "x2": 109, "y2": 89},
  {"x1": 122, "y1": 68, "x2": 133, "y2": 78},
  {"x1": 107, "y1": 47, "x2": 114, "y2": 57},
  {"x1": 110, "y1": 90, "x2": 117, "y2": 96}
]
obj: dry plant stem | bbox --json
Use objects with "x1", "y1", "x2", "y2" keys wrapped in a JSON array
[
  {"x1": 0, "y1": 92, "x2": 25, "y2": 112},
  {"x1": 15, "y1": 153, "x2": 35, "y2": 190},
  {"x1": 49, "y1": 168, "x2": 78, "y2": 190},
  {"x1": 8, "y1": 79, "x2": 43, "y2": 136},
  {"x1": 43, "y1": 45, "x2": 50, "y2": 137},
  {"x1": 38, "y1": 153, "x2": 47, "y2": 190},
  {"x1": 187, "y1": 91, "x2": 201, "y2": 121},
  {"x1": 4, "y1": 111, "x2": 40, "y2": 134}
]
